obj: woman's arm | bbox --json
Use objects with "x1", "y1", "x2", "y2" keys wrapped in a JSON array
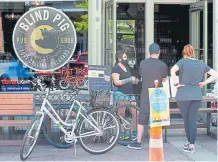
[
  {"x1": 199, "y1": 69, "x2": 218, "y2": 88},
  {"x1": 170, "y1": 64, "x2": 185, "y2": 89},
  {"x1": 170, "y1": 64, "x2": 179, "y2": 85},
  {"x1": 112, "y1": 73, "x2": 133, "y2": 86}
]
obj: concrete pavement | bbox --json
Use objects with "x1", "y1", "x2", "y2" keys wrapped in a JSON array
[{"x1": 0, "y1": 129, "x2": 217, "y2": 161}]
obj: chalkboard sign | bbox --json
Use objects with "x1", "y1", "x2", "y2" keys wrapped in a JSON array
[
  {"x1": 88, "y1": 65, "x2": 111, "y2": 91},
  {"x1": 88, "y1": 65, "x2": 111, "y2": 107}
]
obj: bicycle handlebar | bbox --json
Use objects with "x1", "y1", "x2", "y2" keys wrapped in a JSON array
[{"x1": 44, "y1": 87, "x2": 88, "y2": 98}]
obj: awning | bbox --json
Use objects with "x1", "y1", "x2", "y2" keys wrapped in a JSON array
[{"x1": 52, "y1": 4, "x2": 87, "y2": 12}]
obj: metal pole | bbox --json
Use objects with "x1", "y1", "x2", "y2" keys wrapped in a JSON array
[
  {"x1": 203, "y1": 0, "x2": 208, "y2": 65},
  {"x1": 88, "y1": 0, "x2": 102, "y2": 65},
  {"x1": 203, "y1": 0, "x2": 208, "y2": 95},
  {"x1": 102, "y1": 0, "x2": 106, "y2": 64},
  {"x1": 145, "y1": 0, "x2": 154, "y2": 59},
  {"x1": 189, "y1": 11, "x2": 193, "y2": 45},
  {"x1": 88, "y1": 0, "x2": 93, "y2": 65},
  {"x1": 213, "y1": 0, "x2": 218, "y2": 72},
  {"x1": 189, "y1": 11, "x2": 200, "y2": 59},
  {"x1": 112, "y1": 0, "x2": 116, "y2": 67},
  {"x1": 195, "y1": 11, "x2": 200, "y2": 59}
]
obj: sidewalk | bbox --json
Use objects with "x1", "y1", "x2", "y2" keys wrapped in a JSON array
[{"x1": 0, "y1": 129, "x2": 217, "y2": 161}]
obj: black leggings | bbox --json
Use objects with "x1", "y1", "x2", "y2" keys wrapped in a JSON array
[{"x1": 177, "y1": 100, "x2": 201, "y2": 144}]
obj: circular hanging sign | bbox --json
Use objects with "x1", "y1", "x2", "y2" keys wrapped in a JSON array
[{"x1": 13, "y1": 6, "x2": 77, "y2": 71}]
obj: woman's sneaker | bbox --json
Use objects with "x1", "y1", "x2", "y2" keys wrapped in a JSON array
[
  {"x1": 183, "y1": 142, "x2": 190, "y2": 149},
  {"x1": 183, "y1": 147, "x2": 195, "y2": 153}
]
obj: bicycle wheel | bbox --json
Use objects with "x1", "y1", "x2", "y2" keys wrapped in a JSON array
[
  {"x1": 78, "y1": 108, "x2": 120, "y2": 154},
  {"x1": 42, "y1": 102, "x2": 90, "y2": 149},
  {"x1": 42, "y1": 108, "x2": 75, "y2": 149},
  {"x1": 117, "y1": 104, "x2": 139, "y2": 146},
  {"x1": 20, "y1": 113, "x2": 44, "y2": 161},
  {"x1": 59, "y1": 79, "x2": 70, "y2": 90},
  {"x1": 76, "y1": 77, "x2": 88, "y2": 89}
]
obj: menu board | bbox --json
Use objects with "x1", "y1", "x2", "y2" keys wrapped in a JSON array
[{"x1": 88, "y1": 65, "x2": 111, "y2": 91}]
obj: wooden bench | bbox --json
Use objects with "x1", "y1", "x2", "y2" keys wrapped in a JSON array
[
  {"x1": 163, "y1": 108, "x2": 217, "y2": 143},
  {"x1": 0, "y1": 93, "x2": 34, "y2": 145}
]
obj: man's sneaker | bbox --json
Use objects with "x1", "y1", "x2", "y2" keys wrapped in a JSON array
[
  {"x1": 183, "y1": 147, "x2": 195, "y2": 153},
  {"x1": 183, "y1": 142, "x2": 190, "y2": 149},
  {"x1": 127, "y1": 142, "x2": 142, "y2": 150}
]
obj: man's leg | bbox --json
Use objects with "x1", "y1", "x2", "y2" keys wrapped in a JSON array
[
  {"x1": 137, "y1": 124, "x2": 144, "y2": 143},
  {"x1": 127, "y1": 102, "x2": 149, "y2": 149}
]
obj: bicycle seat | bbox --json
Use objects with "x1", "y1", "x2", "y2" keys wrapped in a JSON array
[{"x1": 75, "y1": 94, "x2": 90, "y2": 102}]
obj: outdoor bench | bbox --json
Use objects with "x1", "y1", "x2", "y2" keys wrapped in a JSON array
[
  {"x1": 163, "y1": 97, "x2": 217, "y2": 143},
  {"x1": 0, "y1": 93, "x2": 35, "y2": 145}
]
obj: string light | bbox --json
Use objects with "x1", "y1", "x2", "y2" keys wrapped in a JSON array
[
  {"x1": 5, "y1": 13, "x2": 21, "y2": 21},
  {"x1": 31, "y1": 1, "x2": 45, "y2": 6}
]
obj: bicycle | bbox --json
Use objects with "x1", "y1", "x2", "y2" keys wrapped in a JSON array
[
  {"x1": 20, "y1": 89, "x2": 120, "y2": 161},
  {"x1": 111, "y1": 93, "x2": 140, "y2": 146},
  {"x1": 58, "y1": 67, "x2": 88, "y2": 90},
  {"x1": 42, "y1": 99, "x2": 139, "y2": 147},
  {"x1": 111, "y1": 78, "x2": 141, "y2": 145},
  {"x1": 42, "y1": 88, "x2": 90, "y2": 149},
  {"x1": 42, "y1": 79, "x2": 141, "y2": 148}
]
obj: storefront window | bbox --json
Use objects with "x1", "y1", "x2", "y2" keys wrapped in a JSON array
[
  {"x1": 0, "y1": 2, "x2": 88, "y2": 92},
  {"x1": 79, "y1": 55, "x2": 88, "y2": 62}
]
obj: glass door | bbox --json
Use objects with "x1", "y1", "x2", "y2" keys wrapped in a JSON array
[
  {"x1": 189, "y1": 1, "x2": 208, "y2": 64},
  {"x1": 105, "y1": 0, "x2": 116, "y2": 68},
  {"x1": 189, "y1": 1, "x2": 209, "y2": 100}
]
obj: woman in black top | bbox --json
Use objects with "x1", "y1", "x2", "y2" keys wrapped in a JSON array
[{"x1": 111, "y1": 51, "x2": 138, "y2": 140}]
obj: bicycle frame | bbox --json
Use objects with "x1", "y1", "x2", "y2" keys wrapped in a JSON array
[{"x1": 38, "y1": 94, "x2": 102, "y2": 139}]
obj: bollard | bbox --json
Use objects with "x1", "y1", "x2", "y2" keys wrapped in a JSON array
[{"x1": 149, "y1": 80, "x2": 164, "y2": 162}]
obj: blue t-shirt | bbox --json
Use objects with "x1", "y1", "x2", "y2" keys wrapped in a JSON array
[{"x1": 175, "y1": 58, "x2": 211, "y2": 101}]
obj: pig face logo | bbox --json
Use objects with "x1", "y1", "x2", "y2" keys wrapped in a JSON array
[
  {"x1": 13, "y1": 6, "x2": 77, "y2": 71},
  {"x1": 31, "y1": 25, "x2": 58, "y2": 55}
]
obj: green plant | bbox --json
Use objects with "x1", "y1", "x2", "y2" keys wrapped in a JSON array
[{"x1": 73, "y1": 0, "x2": 88, "y2": 33}]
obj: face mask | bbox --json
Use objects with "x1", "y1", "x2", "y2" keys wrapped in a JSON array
[{"x1": 121, "y1": 59, "x2": 129, "y2": 66}]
